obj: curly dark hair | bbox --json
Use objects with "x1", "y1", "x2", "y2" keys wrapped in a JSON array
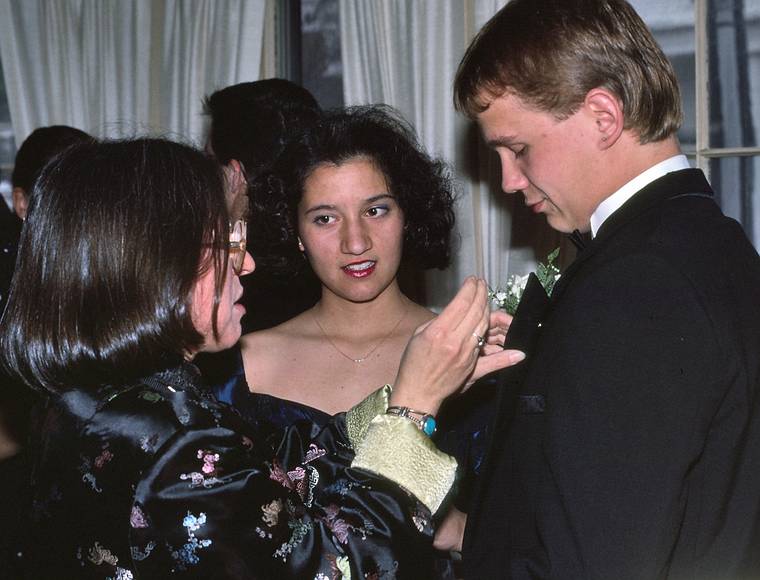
[{"x1": 249, "y1": 105, "x2": 456, "y2": 277}]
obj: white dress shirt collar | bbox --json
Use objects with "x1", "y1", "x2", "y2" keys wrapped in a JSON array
[{"x1": 589, "y1": 155, "x2": 691, "y2": 237}]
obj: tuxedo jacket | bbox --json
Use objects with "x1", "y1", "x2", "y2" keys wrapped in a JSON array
[{"x1": 463, "y1": 169, "x2": 760, "y2": 580}]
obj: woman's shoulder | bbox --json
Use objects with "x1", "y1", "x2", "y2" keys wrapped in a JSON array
[
  {"x1": 89, "y1": 364, "x2": 231, "y2": 439},
  {"x1": 406, "y1": 302, "x2": 437, "y2": 328},
  {"x1": 31, "y1": 365, "x2": 231, "y2": 493},
  {"x1": 242, "y1": 311, "x2": 317, "y2": 347},
  {"x1": 236, "y1": 312, "x2": 319, "y2": 400}
]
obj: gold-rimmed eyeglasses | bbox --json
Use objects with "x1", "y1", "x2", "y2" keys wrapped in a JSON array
[{"x1": 228, "y1": 219, "x2": 247, "y2": 275}]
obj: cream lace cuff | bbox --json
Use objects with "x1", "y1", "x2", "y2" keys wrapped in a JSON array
[
  {"x1": 351, "y1": 414, "x2": 457, "y2": 514},
  {"x1": 345, "y1": 384, "x2": 392, "y2": 448}
]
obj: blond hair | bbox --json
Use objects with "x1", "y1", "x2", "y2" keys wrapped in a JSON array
[{"x1": 454, "y1": 0, "x2": 682, "y2": 144}]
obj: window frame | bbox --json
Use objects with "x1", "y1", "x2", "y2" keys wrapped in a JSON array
[{"x1": 694, "y1": 0, "x2": 760, "y2": 168}]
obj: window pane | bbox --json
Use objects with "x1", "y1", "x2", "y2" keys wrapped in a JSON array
[
  {"x1": 708, "y1": 0, "x2": 760, "y2": 148},
  {"x1": 710, "y1": 155, "x2": 760, "y2": 247},
  {"x1": 301, "y1": 0, "x2": 343, "y2": 109},
  {"x1": 0, "y1": 59, "x2": 16, "y2": 212},
  {"x1": 629, "y1": 0, "x2": 696, "y2": 152}
]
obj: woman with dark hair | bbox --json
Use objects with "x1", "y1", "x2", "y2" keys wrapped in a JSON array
[
  {"x1": 221, "y1": 106, "x2": 456, "y2": 416},
  {"x1": 0, "y1": 138, "x2": 522, "y2": 578},
  {"x1": 210, "y1": 106, "x2": 502, "y2": 565}
]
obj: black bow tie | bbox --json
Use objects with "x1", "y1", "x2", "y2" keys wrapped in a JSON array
[{"x1": 569, "y1": 229, "x2": 587, "y2": 251}]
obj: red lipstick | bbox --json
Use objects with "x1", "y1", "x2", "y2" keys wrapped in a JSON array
[{"x1": 342, "y1": 260, "x2": 376, "y2": 278}]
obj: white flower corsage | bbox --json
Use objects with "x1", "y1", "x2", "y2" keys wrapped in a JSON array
[{"x1": 489, "y1": 248, "x2": 561, "y2": 315}]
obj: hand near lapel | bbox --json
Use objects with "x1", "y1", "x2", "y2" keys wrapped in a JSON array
[
  {"x1": 464, "y1": 308, "x2": 522, "y2": 391},
  {"x1": 391, "y1": 277, "x2": 525, "y2": 415}
]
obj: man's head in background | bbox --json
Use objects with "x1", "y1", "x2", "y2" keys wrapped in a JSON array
[
  {"x1": 11, "y1": 125, "x2": 92, "y2": 220},
  {"x1": 203, "y1": 79, "x2": 321, "y2": 221}
]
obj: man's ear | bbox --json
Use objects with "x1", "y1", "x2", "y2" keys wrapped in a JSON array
[
  {"x1": 223, "y1": 159, "x2": 246, "y2": 192},
  {"x1": 12, "y1": 187, "x2": 28, "y2": 220},
  {"x1": 223, "y1": 159, "x2": 248, "y2": 220},
  {"x1": 584, "y1": 88, "x2": 624, "y2": 150}
]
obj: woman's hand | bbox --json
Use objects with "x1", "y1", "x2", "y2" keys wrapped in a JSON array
[
  {"x1": 391, "y1": 277, "x2": 524, "y2": 415},
  {"x1": 433, "y1": 506, "x2": 467, "y2": 553}
]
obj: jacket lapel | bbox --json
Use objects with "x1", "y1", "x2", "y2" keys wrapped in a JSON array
[{"x1": 551, "y1": 168, "x2": 714, "y2": 304}]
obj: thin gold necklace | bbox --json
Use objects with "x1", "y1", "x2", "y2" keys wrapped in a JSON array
[{"x1": 312, "y1": 305, "x2": 408, "y2": 363}]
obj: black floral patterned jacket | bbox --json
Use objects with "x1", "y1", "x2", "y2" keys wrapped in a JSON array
[{"x1": 18, "y1": 363, "x2": 447, "y2": 579}]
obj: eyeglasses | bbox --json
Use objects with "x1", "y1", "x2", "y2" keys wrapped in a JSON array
[{"x1": 228, "y1": 219, "x2": 247, "y2": 275}]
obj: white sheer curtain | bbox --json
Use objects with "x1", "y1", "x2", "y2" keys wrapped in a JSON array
[
  {"x1": 160, "y1": 0, "x2": 266, "y2": 143},
  {"x1": 0, "y1": 0, "x2": 266, "y2": 146},
  {"x1": 340, "y1": 0, "x2": 560, "y2": 309}
]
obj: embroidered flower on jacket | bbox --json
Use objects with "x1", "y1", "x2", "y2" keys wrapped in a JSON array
[
  {"x1": 114, "y1": 567, "x2": 134, "y2": 580},
  {"x1": 88, "y1": 541, "x2": 119, "y2": 566},
  {"x1": 304, "y1": 443, "x2": 327, "y2": 463},
  {"x1": 171, "y1": 511, "x2": 212, "y2": 570},
  {"x1": 412, "y1": 514, "x2": 427, "y2": 533},
  {"x1": 273, "y1": 516, "x2": 312, "y2": 561},
  {"x1": 179, "y1": 449, "x2": 223, "y2": 488},
  {"x1": 130, "y1": 541, "x2": 156, "y2": 562},
  {"x1": 286, "y1": 465, "x2": 320, "y2": 506},
  {"x1": 130, "y1": 505, "x2": 149, "y2": 528},
  {"x1": 270, "y1": 460, "x2": 321, "y2": 505},
  {"x1": 289, "y1": 467, "x2": 307, "y2": 494},
  {"x1": 183, "y1": 511, "x2": 207, "y2": 533},
  {"x1": 269, "y1": 460, "x2": 295, "y2": 491},
  {"x1": 321, "y1": 505, "x2": 351, "y2": 545},
  {"x1": 79, "y1": 454, "x2": 103, "y2": 493},
  {"x1": 262, "y1": 499, "x2": 283, "y2": 527},
  {"x1": 320, "y1": 504, "x2": 372, "y2": 544},
  {"x1": 82, "y1": 472, "x2": 103, "y2": 493},
  {"x1": 139, "y1": 433, "x2": 159, "y2": 453},
  {"x1": 93, "y1": 448, "x2": 114, "y2": 469},
  {"x1": 323, "y1": 479, "x2": 369, "y2": 497},
  {"x1": 198, "y1": 449, "x2": 220, "y2": 474}
]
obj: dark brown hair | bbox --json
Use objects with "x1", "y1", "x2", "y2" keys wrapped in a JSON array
[
  {"x1": 454, "y1": 0, "x2": 682, "y2": 144},
  {"x1": 203, "y1": 79, "x2": 321, "y2": 178},
  {"x1": 0, "y1": 139, "x2": 229, "y2": 392},
  {"x1": 12, "y1": 125, "x2": 92, "y2": 192}
]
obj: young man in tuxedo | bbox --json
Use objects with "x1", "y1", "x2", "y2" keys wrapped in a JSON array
[{"x1": 454, "y1": 1, "x2": 760, "y2": 578}]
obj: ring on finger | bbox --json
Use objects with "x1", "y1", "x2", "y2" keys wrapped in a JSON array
[{"x1": 472, "y1": 333, "x2": 486, "y2": 349}]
